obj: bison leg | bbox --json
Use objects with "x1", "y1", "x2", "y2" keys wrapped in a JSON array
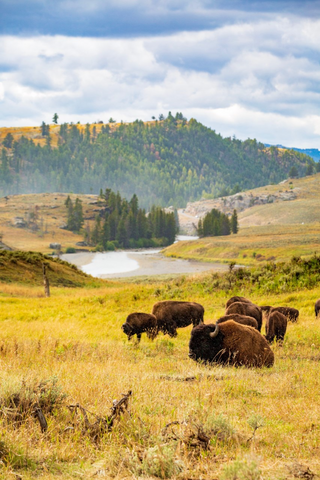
[
  {"x1": 136, "y1": 333, "x2": 142, "y2": 343},
  {"x1": 147, "y1": 328, "x2": 158, "y2": 341}
]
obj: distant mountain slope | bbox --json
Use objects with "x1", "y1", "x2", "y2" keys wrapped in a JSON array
[
  {"x1": 0, "y1": 116, "x2": 315, "y2": 208},
  {"x1": 265, "y1": 144, "x2": 320, "y2": 162}
]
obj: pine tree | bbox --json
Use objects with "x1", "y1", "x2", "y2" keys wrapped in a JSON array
[{"x1": 231, "y1": 209, "x2": 239, "y2": 234}]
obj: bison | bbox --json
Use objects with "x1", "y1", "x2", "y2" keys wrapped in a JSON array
[
  {"x1": 216, "y1": 313, "x2": 258, "y2": 330},
  {"x1": 260, "y1": 305, "x2": 272, "y2": 314},
  {"x1": 271, "y1": 306, "x2": 299, "y2": 323},
  {"x1": 225, "y1": 296, "x2": 253, "y2": 309},
  {"x1": 152, "y1": 300, "x2": 204, "y2": 337},
  {"x1": 265, "y1": 311, "x2": 287, "y2": 343},
  {"x1": 225, "y1": 301, "x2": 263, "y2": 332},
  {"x1": 188, "y1": 320, "x2": 274, "y2": 367},
  {"x1": 315, "y1": 299, "x2": 320, "y2": 318},
  {"x1": 261, "y1": 305, "x2": 299, "y2": 323},
  {"x1": 122, "y1": 312, "x2": 158, "y2": 342}
]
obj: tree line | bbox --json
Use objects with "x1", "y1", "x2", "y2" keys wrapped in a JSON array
[
  {"x1": 65, "y1": 189, "x2": 178, "y2": 250},
  {"x1": 197, "y1": 209, "x2": 238, "y2": 237},
  {"x1": 0, "y1": 114, "x2": 317, "y2": 208}
]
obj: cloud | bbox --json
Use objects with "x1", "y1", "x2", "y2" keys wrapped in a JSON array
[
  {"x1": 1, "y1": 0, "x2": 319, "y2": 38},
  {"x1": 0, "y1": 13, "x2": 320, "y2": 147}
]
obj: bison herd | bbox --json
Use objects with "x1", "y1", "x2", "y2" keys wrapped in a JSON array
[{"x1": 122, "y1": 296, "x2": 320, "y2": 368}]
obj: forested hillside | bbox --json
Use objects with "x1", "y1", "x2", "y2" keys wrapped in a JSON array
[{"x1": 0, "y1": 114, "x2": 315, "y2": 208}]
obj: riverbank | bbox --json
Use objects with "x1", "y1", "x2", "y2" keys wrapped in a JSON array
[{"x1": 61, "y1": 248, "x2": 230, "y2": 279}]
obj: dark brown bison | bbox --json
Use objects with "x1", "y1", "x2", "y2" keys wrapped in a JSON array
[
  {"x1": 122, "y1": 312, "x2": 158, "y2": 342},
  {"x1": 265, "y1": 311, "x2": 287, "y2": 343},
  {"x1": 225, "y1": 302, "x2": 262, "y2": 332},
  {"x1": 271, "y1": 306, "x2": 299, "y2": 323},
  {"x1": 225, "y1": 296, "x2": 253, "y2": 309},
  {"x1": 261, "y1": 306, "x2": 299, "y2": 323},
  {"x1": 315, "y1": 299, "x2": 320, "y2": 318},
  {"x1": 152, "y1": 300, "x2": 204, "y2": 337},
  {"x1": 216, "y1": 313, "x2": 258, "y2": 330},
  {"x1": 188, "y1": 320, "x2": 274, "y2": 367}
]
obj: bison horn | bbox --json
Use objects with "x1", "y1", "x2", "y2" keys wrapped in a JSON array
[{"x1": 209, "y1": 324, "x2": 219, "y2": 338}]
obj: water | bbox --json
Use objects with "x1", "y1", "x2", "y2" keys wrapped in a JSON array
[{"x1": 62, "y1": 235, "x2": 229, "y2": 279}]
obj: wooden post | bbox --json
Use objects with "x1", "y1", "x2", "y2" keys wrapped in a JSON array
[{"x1": 42, "y1": 263, "x2": 50, "y2": 297}]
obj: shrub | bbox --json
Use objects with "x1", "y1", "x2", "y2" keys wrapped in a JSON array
[
  {"x1": 65, "y1": 247, "x2": 76, "y2": 254},
  {"x1": 130, "y1": 443, "x2": 183, "y2": 479},
  {"x1": 220, "y1": 456, "x2": 261, "y2": 480}
]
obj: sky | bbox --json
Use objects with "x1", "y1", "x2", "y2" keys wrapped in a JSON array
[{"x1": 1, "y1": 0, "x2": 320, "y2": 148}]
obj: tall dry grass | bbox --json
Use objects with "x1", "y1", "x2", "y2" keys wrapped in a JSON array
[{"x1": 0, "y1": 279, "x2": 319, "y2": 479}]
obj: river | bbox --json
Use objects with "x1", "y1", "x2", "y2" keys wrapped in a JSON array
[{"x1": 61, "y1": 235, "x2": 230, "y2": 279}]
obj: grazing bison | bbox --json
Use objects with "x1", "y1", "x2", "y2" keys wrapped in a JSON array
[
  {"x1": 122, "y1": 312, "x2": 158, "y2": 342},
  {"x1": 261, "y1": 306, "x2": 299, "y2": 323},
  {"x1": 265, "y1": 311, "x2": 287, "y2": 343},
  {"x1": 270, "y1": 306, "x2": 299, "y2": 323},
  {"x1": 225, "y1": 302, "x2": 263, "y2": 332},
  {"x1": 188, "y1": 320, "x2": 274, "y2": 367},
  {"x1": 315, "y1": 299, "x2": 320, "y2": 318},
  {"x1": 152, "y1": 300, "x2": 204, "y2": 337},
  {"x1": 225, "y1": 296, "x2": 253, "y2": 309},
  {"x1": 216, "y1": 313, "x2": 258, "y2": 330}
]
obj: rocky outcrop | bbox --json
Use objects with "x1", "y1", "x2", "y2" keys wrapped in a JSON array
[{"x1": 178, "y1": 188, "x2": 297, "y2": 235}]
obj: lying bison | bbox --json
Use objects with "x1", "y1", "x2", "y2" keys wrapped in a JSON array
[
  {"x1": 216, "y1": 313, "x2": 258, "y2": 330},
  {"x1": 225, "y1": 302, "x2": 262, "y2": 331},
  {"x1": 315, "y1": 299, "x2": 320, "y2": 318},
  {"x1": 122, "y1": 312, "x2": 158, "y2": 342},
  {"x1": 265, "y1": 311, "x2": 287, "y2": 343},
  {"x1": 225, "y1": 296, "x2": 253, "y2": 309},
  {"x1": 152, "y1": 300, "x2": 204, "y2": 337},
  {"x1": 189, "y1": 320, "x2": 274, "y2": 367}
]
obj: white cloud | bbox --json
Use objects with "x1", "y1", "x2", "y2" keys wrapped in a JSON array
[{"x1": 0, "y1": 15, "x2": 320, "y2": 147}]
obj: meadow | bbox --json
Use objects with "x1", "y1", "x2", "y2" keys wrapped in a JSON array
[
  {"x1": 0, "y1": 262, "x2": 320, "y2": 479},
  {"x1": 164, "y1": 223, "x2": 320, "y2": 266}
]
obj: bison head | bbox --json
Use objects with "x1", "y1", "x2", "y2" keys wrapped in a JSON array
[
  {"x1": 189, "y1": 323, "x2": 228, "y2": 364},
  {"x1": 122, "y1": 323, "x2": 133, "y2": 336}
]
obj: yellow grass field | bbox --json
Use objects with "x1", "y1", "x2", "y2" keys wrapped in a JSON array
[
  {"x1": 0, "y1": 272, "x2": 320, "y2": 479},
  {"x1": 164, "y1": 223, "x2": 320, "y2": 266}
]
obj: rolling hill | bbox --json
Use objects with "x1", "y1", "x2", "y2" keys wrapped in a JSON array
[{"x1": 0, "y1": 116, "x2": 315, "y2": 209}]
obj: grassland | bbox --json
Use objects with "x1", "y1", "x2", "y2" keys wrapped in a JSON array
[
  {"x1": 0, "y1": 264, "x2": 320, "y2": 479},
  {"x1": 164, "y1": 223, "x2": 320, "y2": 266}
]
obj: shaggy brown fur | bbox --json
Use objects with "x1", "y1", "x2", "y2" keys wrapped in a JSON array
[
  {"x1": 189, "y1": 320, "x2": 274, "y2": 367},
  {"x1": 122, "y1": 312, "x2": 158, "y2": 342},
  {"x1": 225, "y1": 302, "x2": 262, "y2": 331},
  {"x1": 315, "y1": 299, "x2": 320, "y2": 318},
  {"x1": 225, "y1": 296, "x2": 252, "y2": 309},
  {"x1": 260, "y1": 305, "x2": 272, "y2": 314},
  {"x1": 270, "y1": 306, "x2": 299, "y2": 323},
  {"x1": 216, "y1": 314, "x2": 258, "y2": 330},
  {"x1": 265, "y1": 311, "x2": 287, "y2": 343},
  {"x1": 152, "y1": 300, "x2": 204, "y2": 337}
]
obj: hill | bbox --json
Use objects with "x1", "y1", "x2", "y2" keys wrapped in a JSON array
[
  {"x1": 0, "y1": 192, "x2": 101, "y2": 254},
  {"x1": 0, "y1": 250, "x2": 102, "y2": 287},
  {"x1": 0, "y1": 116, "x2": 315, "y2": 208},
  {"x1": 165, "y1": 174, "x2": 320, "y2": 265},
  {"x1": 178, "y1": 173, "x2": 320, "y2": 234},
  {"x1": 265, "y1": 144, "x2": 320, "y2": 162}
]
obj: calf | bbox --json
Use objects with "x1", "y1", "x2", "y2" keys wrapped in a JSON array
[{"x1": 122, "y1": 312, "x2": 158, "y2": 342}]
